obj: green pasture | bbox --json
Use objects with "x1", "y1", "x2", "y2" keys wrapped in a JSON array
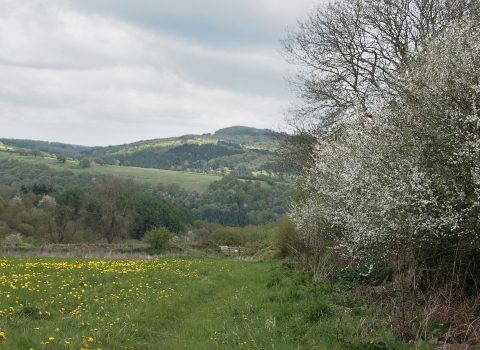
[
  {"x1": 0, "y1": 256, "x2": 404, "y2": 349},
  {"x1": 0, "y1": 152, "x2": 220, "y2": 193}
]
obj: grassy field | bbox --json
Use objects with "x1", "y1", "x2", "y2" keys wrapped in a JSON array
[
  {"x1": 0, "y1": 256, "x2": 405, "y2": 349},
  {"x1": 0, "y1": 152, "x2": 220, "y2": 193}
]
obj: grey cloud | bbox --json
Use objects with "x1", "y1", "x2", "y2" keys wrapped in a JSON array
[
  {"x1": 0, "y1": 0, "x2": 317, "y2": 145},
  {"x1": 69, "y1": 0, "x2": 317, "y2": 48}
]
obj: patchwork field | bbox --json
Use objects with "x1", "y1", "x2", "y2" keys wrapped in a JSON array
[
  {"x1": 0, "y1": 152, "x2": 220, "y2": 193},
  {"x1": 0, "y1": 256, "x2": 402, "y2": 349}
]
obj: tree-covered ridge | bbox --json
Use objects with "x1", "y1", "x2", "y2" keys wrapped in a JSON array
[
  {"x1": 0, "y1": 139, "x2": 93, "y2": 159},
  {"x1": 88, "y1": 127, "x2": 277, "y2": 176},
  {"x1": 152, "y1": 175, "x2": 294, "y2": 227},
  {"x1": 0, "y1": 157, "x2": 293, "y2": 228},
  {"x1": 211, "y1": 126, "x2": 274, "y2": 149},
  {"x1": 1, "y1": 126, "x2": 283, "y2": 178},
  {"x1": 99, "y1": 143, "x2": 244, "y2": 170},
  {"x1": 0, "y1": 159, "x2": 97, "y2": 192},
  {"x1": 96, "y1": 143, "x2": 272, "y2": 176},
  {"x1": 0, "y1": 178, "x2": 193, "y2": 244}
]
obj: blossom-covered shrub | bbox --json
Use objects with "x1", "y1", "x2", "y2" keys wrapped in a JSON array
[{"x1": 291, "y1": 21, "x2": 480, "y2": 289}]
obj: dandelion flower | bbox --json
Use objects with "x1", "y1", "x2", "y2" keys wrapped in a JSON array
[
  {"x1": 0, "y1": 331, "x2": 6, "y2": 340},
  {"x1": 49, "y1": 337, "x2": 55, "y2": 341}
]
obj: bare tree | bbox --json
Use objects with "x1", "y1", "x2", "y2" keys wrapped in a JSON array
[{"x1": 276, "y1": 0, "x2": 480, "y2": 171}]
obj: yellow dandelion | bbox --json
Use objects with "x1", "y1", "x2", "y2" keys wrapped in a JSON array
[
  {"x1": 0, "y1": 331, "x2": 6, "y2": 340},
  {"x1": 88, "y1": 337, "x2": 94, "y2": 342},
  {"x1": 55, "y1": 328, "x2": 60, "y2": 333},
  {"x1": 49, "y1": 337, "x2": 55, "y2": 341}
]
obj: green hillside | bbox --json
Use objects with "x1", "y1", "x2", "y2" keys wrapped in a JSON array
[
  {"x1": 0, "y1": 151, "x2": 220, "y2": 193},
  {"x1": 1, "y1": 126, "x2": 283, "y2": 180},
  {"x1": 88, "y1": 126, "x2": 277, "y2": 176},
  {"x1": 0, "y1": 127, "x2": 294, "y2": 227}
]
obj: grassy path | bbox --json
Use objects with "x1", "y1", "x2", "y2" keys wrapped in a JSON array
[{"x1": 0, "y1": 257, "x2": 404, "y2": 349}]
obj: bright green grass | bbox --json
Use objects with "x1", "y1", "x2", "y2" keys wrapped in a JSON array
[
  {"x1": 0, "y1": 256, "x2": 404, "y2": 349},
  {"x1": 0, "y1": 152, "x2": 220, "y2": 192}
]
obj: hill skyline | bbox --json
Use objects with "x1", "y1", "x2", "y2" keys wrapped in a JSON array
[
  {"x1": 0, "y1": 125, "x2": 283, "y2": 178},
  {"x1": 0, "y1": 125, "x2": 273, "y2": 150}
]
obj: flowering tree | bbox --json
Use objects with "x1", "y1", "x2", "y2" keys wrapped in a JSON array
[
  {"x1": 276, "y1": 0, "x2": 480, "y2": 172},
  {"x1": 291, "y1": 20, "x2": 480, "y2": 288}
]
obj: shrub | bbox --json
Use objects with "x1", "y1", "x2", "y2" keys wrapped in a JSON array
[
  {"x1": 210, "y1": 227, "x2": 243, "y2": 246},
  {"x1": 17, "y1": 223, "x2": 35, "y2": 236},
  {"x1": 79, "y1": 158, "x2": 91, "y2": 168},
  {"x1": 93, "y1": 157, "x2": 105, "y2": 165},
  {"x1": 143, "y1": 227, "x2": 174, "y2": 250},
  {"x1": 5, "y1": 232, "x2": 22, "y2": 243},
  {"x1": 56, "y1": 154, "x2": 67, "y2": 163},
  {"x1": 194, "y1": 239, "x2": 221, "y2": 253}
]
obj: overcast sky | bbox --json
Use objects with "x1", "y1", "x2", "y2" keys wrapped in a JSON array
[{"x1": 0, "y1": 0, "x2": 317, "y2": 146}]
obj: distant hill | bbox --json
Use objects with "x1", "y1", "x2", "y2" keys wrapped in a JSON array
[
  {"x1": 0, "y1": 138, "x2": 93, "y2": 159},
  {"x1": 87, "y1": 126, "x2": 277, "y2": 177},
  {"x1": 211, "y1": 126, "x2": 273, "y2": 149},
  {"x1": 1, "y1": 126, "x2": 283, "y2": 179}
]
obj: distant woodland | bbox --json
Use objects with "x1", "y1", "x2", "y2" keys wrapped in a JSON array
[{"x1": 1, "y1": 126, "x2": 283, "y2": 177}]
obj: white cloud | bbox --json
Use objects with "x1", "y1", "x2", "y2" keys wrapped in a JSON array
[{"x1": 0, "y1": 0, "x2": 318, "y2": 146}]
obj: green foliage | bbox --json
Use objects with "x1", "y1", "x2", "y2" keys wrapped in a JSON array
[
  {"x1": 156, "y1": 175, "x2": 294, "y2": 227},
  {"x1": 143, "y1": 226, "x2": 174, "y2": 250},
  {"x1": 79, "y1": 158, "x2": 91, "y2": 168},
  {"x1": 193, "y1": 239, "x2": 221, "y2": 253},
  {"x1": 55, "y1": 188, "x2": 86, "y2": 214},
  {"x1": 210, "y1": 227, "x2": 244, "y2": 246},
  {"x1": 0, "y1": 138, "x2": 93, "y2": 158},
  {"x1": 93, "y1": 157, "x2": 105, "y2": 165},
  {"x1": 0, "y1": 158, "x2": 97, "y2": 191},
  {"x1": 275, "y1": 215, "x2": 298, "y2": 258},
  {"x1": 0, "y1": 155, "x2": 219, "y2": 192},
  {"x1": 0, "y1": 195, "x2": 6, "y2": 213},
  {"x1": 86, "y1": 126, "x2": 279, "y2": 177},
  {"x1": 132, "y1": 193, "x2": 193, "y2": 238},
  {"x1": 335, "y1": 265, "x2": 393, "y2": 287},
  {"x1": 17, "y1": 223, "x2": 34, "y2": 236},
  {"x1": 30, "y1": 149, "x2": 44, "y2": 158},
  {"x1": 56, "y1": 154, "x2": 67, "y2": 163}
]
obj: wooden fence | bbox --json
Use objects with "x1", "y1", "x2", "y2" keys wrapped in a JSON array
[{"x1": 220, "y1": 246, "x2": 244, "y2": 256}]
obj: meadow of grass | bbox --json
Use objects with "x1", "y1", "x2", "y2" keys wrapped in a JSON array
[
  {"x1": 0, "y1": 152, "x2": 219, "y2": 193},
  {"x1": 0, "y1": 256, "x2": 406, "y2": 350}
]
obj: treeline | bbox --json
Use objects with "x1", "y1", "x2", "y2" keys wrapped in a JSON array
[
  {"x1": 0, "y1": 158, "x2": 293, "y2": 228},
  {"x1": 0, "y1": 139, "x2": 92, "y2": 159},
  {"x1": 0, "y1": 178, "x2": 193, "y2": 244},
  {"x1": 95, "y1": 143, "x2": 272, "y2": 175},
  {"x1": 151, "y1": 175, "x2": 294, "y2": 227},
  {"x1": 99, "y1": 143, "x2": 242, "y2": 169},
  {"x1": 0, "y1": 159, "x2": 96, "y2": 191}
]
